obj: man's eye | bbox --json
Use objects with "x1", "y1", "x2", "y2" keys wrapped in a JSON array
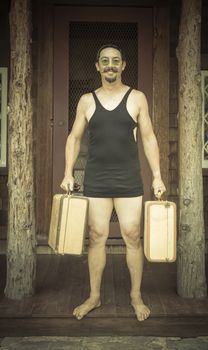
[
  {"x1": 113, "y1": 59, "x2": 120, "y2": 65},
  {"x1": 101, "y1": 60, "x2": 109, "y2": 65}
]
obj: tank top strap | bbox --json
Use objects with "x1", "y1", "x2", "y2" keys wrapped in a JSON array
[
  {"x1": 92, "y1": 91, "x2": 100, "y2": 106},
  {"x1": 121, "y1": 87, "x2": 133, "y2": 105},
  {"x1": 92, "y1": 87, "x2": 133, "y2": 110}
]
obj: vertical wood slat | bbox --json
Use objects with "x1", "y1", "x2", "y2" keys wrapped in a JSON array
[
  {"x1": 35, "y1": 1, "x2": 53, "y2": 239},
  {"x1": 153, "y1": 7, "x2": 170, "y2": 196}
]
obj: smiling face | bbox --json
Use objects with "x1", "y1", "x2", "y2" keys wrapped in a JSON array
[{"x1": 95, "y1": 47, "x2": 126, "y2": 83}]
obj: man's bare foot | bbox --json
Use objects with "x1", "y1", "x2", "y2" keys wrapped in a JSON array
[
  {"x1": 73, "y1": 296, "x2": 101, "y2": 320},
  {"x1": 131, "y1": 296, "x2": 150, "y2": 321}
]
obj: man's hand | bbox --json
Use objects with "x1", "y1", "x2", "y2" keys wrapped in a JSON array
[
  {"x1": 152, "y1": 177, "x2": 166, "y2": 199},
  {"x1": 60, "y1": 176, "x2": 75, "y2": 193}
]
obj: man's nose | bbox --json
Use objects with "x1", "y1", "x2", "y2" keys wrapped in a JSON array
[{"x1": 108, "y1": 59, "x2": 115, "y2": 66}]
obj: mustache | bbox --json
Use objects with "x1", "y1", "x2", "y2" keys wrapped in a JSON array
[{"x1": 103, "y1": 67, "x2": 118, "y2": 73}]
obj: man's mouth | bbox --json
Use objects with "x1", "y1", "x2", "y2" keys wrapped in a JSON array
[{"x1": 103, "y1": 67, "x2": 118, "y2": 73}]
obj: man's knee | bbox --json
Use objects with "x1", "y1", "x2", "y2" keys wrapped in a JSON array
[
  {"x1": 121, "y1": 223, "x2": 141, "y2": 246},
  {"x1": 89, "y1": 224, "x2": 109, "y2": 247}
]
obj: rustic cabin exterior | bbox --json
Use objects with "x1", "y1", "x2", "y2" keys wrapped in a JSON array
[{"x1": 0, "y1": 0, "x2": 208, "y2": 337}]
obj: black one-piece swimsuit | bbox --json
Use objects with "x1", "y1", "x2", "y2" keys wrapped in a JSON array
[{"x1": 83, "y1": 87, "x2": 144, "y2": 198}]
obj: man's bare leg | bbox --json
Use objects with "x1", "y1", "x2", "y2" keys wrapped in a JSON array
[
  {"x1": 73, "y1": 197, "x2": 113, "y2": 320},
  {"x1": 114, "y1": 196, "x2": 150, "y2": 321}
]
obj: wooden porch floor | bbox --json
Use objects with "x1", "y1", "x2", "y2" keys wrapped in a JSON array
[{"x1": 0, "y1": 253, "x2": 208, "y2": 337}]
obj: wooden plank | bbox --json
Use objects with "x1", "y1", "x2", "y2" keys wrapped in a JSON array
[
  {"x1": 35, "y1": 0, "x2": 53, "y2": 239},
  {"x1": 102, "y1": 254, "x2": 117, "y2": 312},
  {"x1": 69, "y1": 255, "x2": 90, "y2": 315},
  {"x1": 32, "y1": 255, "x2": 61, "y2": 316},
  {"x1": 89, "y1": 253, "x2": 117, "y2": 317},
  {"x1": 35, "y1": 254, "x2": 53, "y2": 290},
  {"x1": 142, "y1": 260, "x2": 172, "y2": 315},
  {"x1": 35, "y1": 255, "x2": 72, "y2": 316},
  {"x1": 112, "y1": 254, "x2": 133, "y2": 316},
  {"x1": 54, "y1": 255, "x2": 74, "y2": 314},
  {"x1": 0, "y1": 316, "x2": 208, "y2": 337},
  {"x1": 141, "y1": 273, "x2": 166, "y2": 316},
  {"x1": 153, "y1": 6, "x2": 170, "y2": 195},
  {"x1": 41, "y1": 0, "x2": 173, "y2": 6}
]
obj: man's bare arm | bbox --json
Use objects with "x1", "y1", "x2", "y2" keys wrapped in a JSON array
[
  {"x1": 60, "y1": 94, "x2": 88, "y2": 191},
  {"x1": 137, "y1": 92, "x2": 166, "y2": 196}
]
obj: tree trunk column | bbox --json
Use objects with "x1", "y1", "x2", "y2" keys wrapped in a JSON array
[
  {"x1": 177, "y1": 0, "x2": 207, "y2": 298},
  {"x1": 5, "y1": 0, "x2": 36, "y2": 300}
]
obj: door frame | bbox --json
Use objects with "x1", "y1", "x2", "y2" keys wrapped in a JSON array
[{"x1": 53, "y1": 6, "x2": 153, "y2": 236}]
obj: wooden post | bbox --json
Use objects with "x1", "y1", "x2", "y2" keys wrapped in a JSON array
[
  {"x1": 177, "y1": 0, "x2": 207, "y2": 298},
  {"x1": 5, "y1": 0, "x2": 36, "y2": 299}
]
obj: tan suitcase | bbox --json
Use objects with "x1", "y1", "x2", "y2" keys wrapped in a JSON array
[
  {"x1": 48, "y1": 194, "x2": 89, "y2": 255},
  {"x1": 144, "y1": 199, "x2": 177, "y2": 262}
]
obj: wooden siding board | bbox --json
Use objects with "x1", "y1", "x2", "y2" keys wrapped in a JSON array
[
  {"x1": 153, "y1": 6, "x2": 170, "y2": 196},
  {"x1": 35, "y1": 1, "x2": 53, "y2": 238}
]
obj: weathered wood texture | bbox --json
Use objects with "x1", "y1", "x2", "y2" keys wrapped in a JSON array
[
  {"x1": 153, "y1": 6, "x2": 170, "y2": 196},
  {"x1": 35, "y1": 1, "x2": 53, "y2": 240},
  {"x1": 5, "y1": 0, "x2": 36, "y2": 299},
  {"x1": 177, "y1": 0, "x2": 207, "y2": 298}
]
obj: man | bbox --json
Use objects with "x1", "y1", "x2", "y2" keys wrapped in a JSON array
[{"x1": 60, "y1": 44, "x2": 166, "y2": 322}]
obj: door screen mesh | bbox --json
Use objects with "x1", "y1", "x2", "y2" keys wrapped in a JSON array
[
  {"x1": 69, "y1": 22, "x2": 138, "y2": 130},
  {"x1": 68, "y1": 22, "x2": 138, "y2": 222}
]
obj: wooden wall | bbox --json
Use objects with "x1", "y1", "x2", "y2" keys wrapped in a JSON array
[
  {"x1": 32, "y1": 0, "x2": 53, "y2": 241},
  {"x1": 153, "y1": 6, "x2": 169, "y2": 196},
  {"x1": 169, "y1": 1, "x2": 180, "y2": 203}
]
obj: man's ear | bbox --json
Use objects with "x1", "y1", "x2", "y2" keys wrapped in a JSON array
[
  {"x1": 95, "y1": 62, "x2": 100, "y2": 71},
  {"x1": 122, "y1": 61, "x2": 126, "y2": 71}
]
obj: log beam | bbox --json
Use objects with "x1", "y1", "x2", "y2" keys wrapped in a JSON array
[
  {"x1": 177, "y1": 0, "x2": 207, "y2": 298},
  {"x1": 5, "y1": 0, "x2": 36, "y2": 300}
]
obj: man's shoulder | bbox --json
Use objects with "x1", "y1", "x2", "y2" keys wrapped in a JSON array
[
  {"x1": 130, "y1": 89, "x2": 147, "y2": 108},
  {"x1": 131, "y1": 88, "x2": 146, "y2": 99},
  {"x1": 79, "y1": 91, "x2": 93, "y2": 101},
  {"x1": 78, "y1": 92, "x2": 94, "y2": 107}
]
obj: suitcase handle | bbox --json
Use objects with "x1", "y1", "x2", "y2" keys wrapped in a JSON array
[
  {"x1": 67, "y1": 183, "x2": 81, "y2": 195},
  {"x1": 156, "y1": 190, "x2": 162, "y2": 201}
]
